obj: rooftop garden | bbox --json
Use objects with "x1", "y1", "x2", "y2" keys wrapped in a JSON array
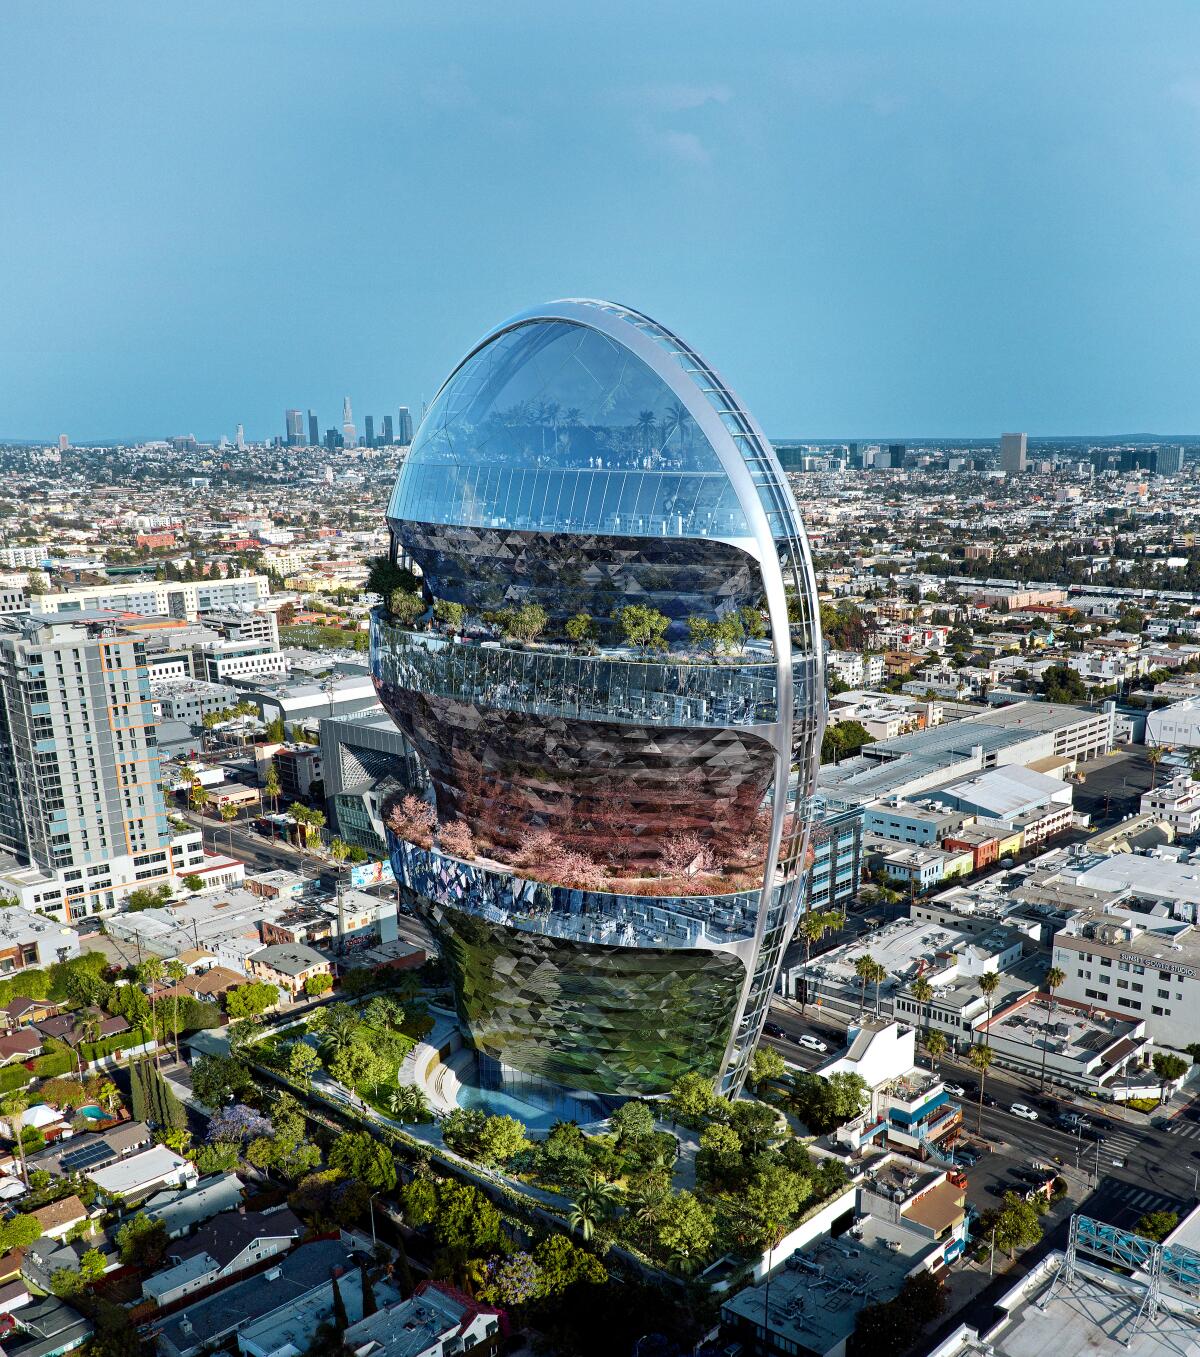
[
  {"x1": 385, "y1": 792, "x2": 784, "y2": 897},
  {"x1": 368, "y1": 554, "x2": 782, "y2": 664}
]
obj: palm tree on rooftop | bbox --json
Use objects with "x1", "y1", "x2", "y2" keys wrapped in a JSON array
[
  {"x1": 911, "y1": 976, "x2": 934, "y2": 1046},
  {"x1": 854, "y1": 955, "x2": 876, "y2": 1018},
  {"x1": 977, "y1": 970, "x2": 1000, "y2": 1042},
  {"x1": 1039, "y1": 966, "x2": 1067, "y2": 1092}
]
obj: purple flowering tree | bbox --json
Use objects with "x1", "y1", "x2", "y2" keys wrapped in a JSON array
[
  {"x1": 484, "y1": 1252, "x2": 539, "y2": 1307},
  {"x1": 207, "y1": 1103, "x2": 273, "y2": 1145}
]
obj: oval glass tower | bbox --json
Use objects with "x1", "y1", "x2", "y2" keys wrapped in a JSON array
[{"x1": 371, "y1": 300, "x2": 824, "y2": 1098}]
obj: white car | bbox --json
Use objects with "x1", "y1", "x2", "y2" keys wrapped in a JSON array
[
  {"x1": 943, "y1": 1083, "x2": 966, "y2": 1097},
  {"x1": 1010, "y1": 1103, "x2": 1039, "y2": 1121},
  {"x1": 798, "y1": 1034, "x2": 829, "y2": 1053}
]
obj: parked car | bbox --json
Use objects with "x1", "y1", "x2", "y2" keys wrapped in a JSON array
[
  {"x1": 1011, "y1": 1103, "x2": 1039, "y2": 1121},
  {"x1": 798, "y1": 1034, "x2": 829, "y2": 1053},
  {"x1": 943, "y1": 1083, "x2": 966, "y2": 1097}
]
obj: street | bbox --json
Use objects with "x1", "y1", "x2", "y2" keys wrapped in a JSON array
[{"x1": 181, "y1": 807, "x2": 436, "y2": 955}]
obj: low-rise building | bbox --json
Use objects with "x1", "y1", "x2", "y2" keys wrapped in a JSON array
[
  {"x1": 155, "y1": 1240, "x2": 362, "y2": 1357},
  {"x1": 246, "y1": 943, "x2": 332, "y2": 997},
  {"x1": 1140, "y1": 773, "x2": 1200, "y2": 836},
  {"x1": 338, "y1": 1283, "x2": 505, "y2": 1357}
]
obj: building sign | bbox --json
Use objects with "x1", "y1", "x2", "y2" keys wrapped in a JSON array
[{"x1": 1121, "y1": 950, "x2": 1196, "y2": 980}]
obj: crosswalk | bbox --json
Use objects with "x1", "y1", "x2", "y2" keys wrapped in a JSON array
[
  {"x1": 1100, "y1": 1127, "x2": 1142, "y2": 1161},
  {"x1": 1102, "y1": 1179, "x2": 1177, "y2": 1213},
  {"x1": 1165, "y1": 1118, "x2": 1200, "y2": 1141}
]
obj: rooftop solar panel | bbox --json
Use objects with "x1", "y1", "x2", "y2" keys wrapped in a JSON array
[{"x1": 58, "y1": 1141, "x2": 116, "y2": 1174}]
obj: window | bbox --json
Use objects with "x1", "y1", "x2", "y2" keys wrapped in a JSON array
[{"x1": 1159, "y1": 989, "x2": 1171, "y2": 999}]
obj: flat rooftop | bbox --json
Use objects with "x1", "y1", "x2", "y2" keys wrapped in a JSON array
[
  {"x1": 723, "y1": 1219, "x2": 935, "y2": 1352},
  {"x1": 984, "y1": 993, "x2": 1140, "y2": 1067},
  {"x1": 937, "y1": 1257, "x2": 1200, "y2": 1357}
]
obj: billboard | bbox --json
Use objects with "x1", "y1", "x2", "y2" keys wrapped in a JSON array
[{"x1": 349, "y1": 859, "x2": 396, "y2": 889}]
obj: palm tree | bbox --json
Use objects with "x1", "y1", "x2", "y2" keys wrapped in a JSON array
[
  {"x1": 136, "y1": 958, "x2": 165, "y2": 1068},
  {"x1": 911, "y1": 976, "x2": 934, "y2": 1043},
  {"x1": 797, "y1": 910, "x2": 836, "y2": 1011},
  {"x1": 977, "y1": 971, "x2": 1000, "y2": 1039},
  {"x1": 854, "y1": 954, "x2": 877, "y2": 1017},
  {"x1": 968, "y1": 1044, "x2": 994, "y2": 1135},
  {"x1": 263, "y1": 764, "x2": 281, "y2": 815},
  {"x1": 165, "y1": 959, "x2": 187, "y2": 1061},
  {"x1": 3, "y1": 1096, "x2": 30, "y2": 1186},
  {"x1": 1039, "y1": 966, "x2": 1067, "y2": 1091},
  {"x1": 926, "y1": 1031, "x2": 948, "y2": 1073},
  {"x1": 869, "y1": 959, "x2": 887, "y2": 1016},
  {"x1": 569, "y1": 1171, "x2": 618, "y2": 1241},
  {"x1": 220, "y1": 802, "x2": 238, "y2": 853},
  {"x1": 636, "y1": 410, "x2": 657, "y2": 457},
  {"x1": 1148, "y1": 745, "x2": 1165, "y2": 790}
]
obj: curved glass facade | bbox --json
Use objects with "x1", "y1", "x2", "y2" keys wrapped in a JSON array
[{"x1": 372, "y1": 299, "x2": 824, "y2": 1097}]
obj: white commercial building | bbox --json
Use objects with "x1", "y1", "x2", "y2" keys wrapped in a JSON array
[{"x1": 1147, "y1": 695, "x2": 1200, "y2": 750}]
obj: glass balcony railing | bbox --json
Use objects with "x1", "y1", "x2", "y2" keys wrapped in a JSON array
[
  {"x1": 371, "y1": 612, "x2": 821, "y2": 731},
  {"x1": 389, "y1": 834, "x2": 761, "y2": 951}
]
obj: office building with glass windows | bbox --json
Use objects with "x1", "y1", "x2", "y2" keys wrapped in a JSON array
[{"x1": 370, "y1": 299, "x2": 824, "y2": 1097}]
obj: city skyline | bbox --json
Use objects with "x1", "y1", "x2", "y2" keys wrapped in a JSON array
[{"x1": 5, "y1": 2, "x2": 1200, "y2": 438}]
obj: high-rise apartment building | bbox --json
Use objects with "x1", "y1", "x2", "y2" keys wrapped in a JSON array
[
  {"x1": 342, "y1": 397, "x2": 356, "y2": 450},
  {"x1": 364, "y1": 415, "x2": 375, "y2": 448},
  {"x1": 30, "y1": 575, "x2": 270, "y2": 622},
  {"x1": 1000, "y1": 432, "x2": 1027, "y2": 473},
  {"x1": 381, "y1": 415, "x2": 394, "y2": 445},
  {"x1": 285, "y1": 409, "x2": 305, "y2": 447},
  {"x1": 0, "y1": 617, "x2": 210, "y2": 919},
  {"x1": 372, "y1": 299, "x2": 824, "y2": 1099},
  {"x1": 308, "y1": 411, "x2": 319, "y2": 448},
  {"x1": 396, "y1": 407, "x2": 413, "y2": 445},
  {"x1": 235, "y1": 424, "x2": 246, "y2": 451},
  {"x1": 1154, "y1": 445, "x2": 1185, "y2": 476}
]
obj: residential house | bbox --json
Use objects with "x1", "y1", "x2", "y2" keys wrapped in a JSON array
[
  {"x1": 155, "y1": 1241, "x2": 367, "y2": 1357},
  {"x1": 143, "y1": 1206, "x2": 303, "y2": 1307},
  {"x1": 30, "y1": 1196, "x2": 88, "y2": 1242},
  {"x1": 141, "y1": 1173, "x2": 244, "y2": 1240},
  {"x1": 0, "y1": 1296, "x2": 92, "y2": 1357},
  {"x1": 0, "y1": 998, "x2": 60, "y2": 1029},
  {"x1": 87, "y1": 1145, "x2": 197, "y2": 1204}
]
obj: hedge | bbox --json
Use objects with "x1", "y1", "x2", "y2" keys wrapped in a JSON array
[
  {"x1": 32, "y1": 1050, "x2": 76, "y2": 1078},
  {"x1": 80, "y1": 1028, "x2": 150, "y2": 1063},
  {"x1": 0, "y1": 1065, "x2": 32, "y2": 1094}
]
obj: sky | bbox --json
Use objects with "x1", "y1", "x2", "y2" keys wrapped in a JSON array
[{"x1": 3, "y1": 1, "x2": 1199, "y2": 442}]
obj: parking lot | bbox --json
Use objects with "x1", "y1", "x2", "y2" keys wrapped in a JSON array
[{"x1": 1073, "y1": 745, "x2": 1159, "y2": 828}]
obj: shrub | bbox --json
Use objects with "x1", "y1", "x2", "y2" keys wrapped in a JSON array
[
  {"x1": 0, "y1": 1065, "x2": 32, "y2": 1095},
  {"x1": 33, "y1": 1050, "x2": 76, "y2": 1078}
]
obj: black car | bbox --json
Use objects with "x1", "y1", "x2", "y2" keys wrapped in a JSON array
[
  {"x1": 763, "y1": 1023, "x2": 785, "y2": 1039},
  {"x1": 981, "y1": 1092, "x2": 998, "y2": 1108}
]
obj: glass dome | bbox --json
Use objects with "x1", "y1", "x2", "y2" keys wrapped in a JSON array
[{"x1": 387, "y1": 319, "x2": 751, "y2": 541}]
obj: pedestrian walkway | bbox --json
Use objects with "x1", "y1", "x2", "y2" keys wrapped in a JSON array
[{"x1": 1100, "y1": 1178, "x2": 1178, "y2": 1214}]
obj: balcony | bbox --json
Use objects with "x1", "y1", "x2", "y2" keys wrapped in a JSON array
[{"x1": 372, "y1": 611, "x2": 822, "y2": 732}]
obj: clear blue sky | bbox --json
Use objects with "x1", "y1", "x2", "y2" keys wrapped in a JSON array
[{"x1": 3, "y1": 1, "x2": 1199, "y2": 441}]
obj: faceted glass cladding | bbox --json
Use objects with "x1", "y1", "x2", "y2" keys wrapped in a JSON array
[
  {"x1": 387, "y1": 320, "x2": 750, "y2": 540},
  {"x1": 428, "y1": 901, "x2": 746, "y2": 1096},
  {"x1": 373, "y1": 299, "x2": 826, "y2": 1098}
]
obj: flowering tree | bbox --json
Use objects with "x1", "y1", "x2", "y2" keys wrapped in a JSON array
[
  {"x1": 659, "y1": 833, "x2": 717, "y2": 879},
  {"x1": 438, "y1": 819, "x2": 476, "y2": 861},
  {"x1": 386, "y1": 795, "x2": 436, "y2": 849},
  {"x1": 482, "y1": 1252, "x2": 540, "y2": 1307},
  {"x1": 207, "y1": 1103, "x2": 273, "y2": 1145}
]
